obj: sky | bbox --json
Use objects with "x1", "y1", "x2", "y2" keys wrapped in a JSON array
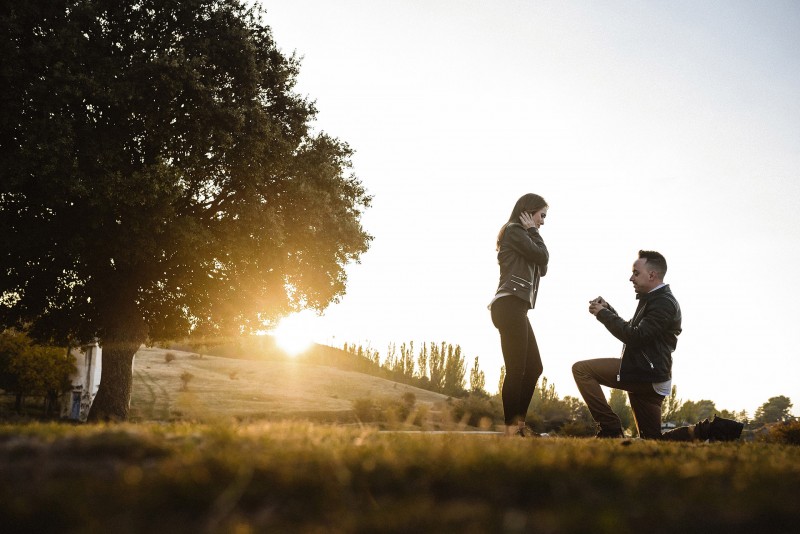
[{"x1": 256, "y1": 0, "x2": 800, "y2": 418}]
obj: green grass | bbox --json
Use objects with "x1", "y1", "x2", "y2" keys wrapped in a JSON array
[{"x1": 1, "y1": 422, "x2": 799, "y2": 533}]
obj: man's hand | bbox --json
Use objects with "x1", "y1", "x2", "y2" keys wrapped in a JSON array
[{"x1": 588, "y1": 296, "x2": 608, "y2": 316}]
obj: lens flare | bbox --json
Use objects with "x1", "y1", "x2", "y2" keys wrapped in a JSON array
[{"x1": 271, "y1": 311, "x2": 316, "y2": 355}]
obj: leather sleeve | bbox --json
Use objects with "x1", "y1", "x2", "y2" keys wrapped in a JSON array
[
  {"x1": 596, "y1": 298, "x2": 677, "y2": 346},
  {"x1": 505, "y1": 223, "x2": 549, "y2": 268}
]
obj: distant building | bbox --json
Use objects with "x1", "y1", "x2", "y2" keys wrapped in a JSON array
[{"x1": 60, "y1": 341, "x2": 102, "y2": 421}]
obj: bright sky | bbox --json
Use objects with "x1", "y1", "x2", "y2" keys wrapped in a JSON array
[{"x1": 258, "y1": 0, "x2": 800, "y2": 418}]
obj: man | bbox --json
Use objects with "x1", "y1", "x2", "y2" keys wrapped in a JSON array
[{"x1": 572, "y1": 250, "x2": 742, "y2": 441}]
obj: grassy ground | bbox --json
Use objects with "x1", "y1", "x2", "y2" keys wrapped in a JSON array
[
  {"x1": 130, "y1": 346, "x2": 450, "y2": 424},
  {"x1": 1, "y1": 421, "x2": 799, "y2": 534},
  {"x1": 2, "y1": 346, "x2": 797, "y2": 533}
]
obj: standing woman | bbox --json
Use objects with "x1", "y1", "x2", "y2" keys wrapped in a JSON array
[{"x1": 490, "y1": 194, "x2": 549, "y2": 436}]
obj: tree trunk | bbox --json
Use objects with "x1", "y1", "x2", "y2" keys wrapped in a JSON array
[
  {"x1": 87, "y1": 285, "x2": 148, "y2": 422},
  {"x1": 87, "y1": 339, "x2": 140, "y2": 421}
]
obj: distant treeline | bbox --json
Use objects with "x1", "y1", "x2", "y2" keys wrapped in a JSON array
[
  {"x1": 340, "y1": 341, "x2": 483, "y2": 398},
  {"x1": 331, "y1": 340, "x2": 795, "y2": 433}
]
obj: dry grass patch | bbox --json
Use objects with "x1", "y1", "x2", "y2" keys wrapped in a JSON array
[{"x1": 131, "y1": 347, "x2": 449, "y2": 423}]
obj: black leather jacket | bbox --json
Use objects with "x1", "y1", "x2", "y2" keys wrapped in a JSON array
[
  {"x1": 494, "y1": 223, "x2": 549, "y2": 308},
  {"x1": 596, "y1": 285, "x2": 682, "y2": 383}
]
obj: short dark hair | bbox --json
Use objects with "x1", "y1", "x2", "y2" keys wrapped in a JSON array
[{"x1": 639, "y1": 250, "x2": 667, "y2": 277}]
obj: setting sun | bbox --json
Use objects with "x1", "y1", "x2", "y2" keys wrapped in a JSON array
[{"x1": 270, "y1": 310, "x2": 318, "y2": 355}]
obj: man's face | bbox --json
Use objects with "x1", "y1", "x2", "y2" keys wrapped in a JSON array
[{"x1": 629, "y1": 258, "x2": 656, "y2": 295}]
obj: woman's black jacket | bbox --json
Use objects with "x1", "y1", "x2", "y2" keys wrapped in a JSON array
[{"x1": 494, "y1": 223, "x2": 549, "y2": 309}]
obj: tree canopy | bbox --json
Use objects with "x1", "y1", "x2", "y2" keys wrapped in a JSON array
[
  {"x1": 754, "y1": 396, "x2": 794, "y2": 424},
  {"x1": 0, "y1": 0, "x2": 371, "y2": 419}
]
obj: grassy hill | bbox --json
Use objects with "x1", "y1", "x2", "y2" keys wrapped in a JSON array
[{"x1": 130, "y1": 342, "x2": 451, "y2": 424}]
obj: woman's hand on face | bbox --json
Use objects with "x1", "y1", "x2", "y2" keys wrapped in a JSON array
[{"x1": 519, "y1": 212, "x2": 536, "y2": 229}]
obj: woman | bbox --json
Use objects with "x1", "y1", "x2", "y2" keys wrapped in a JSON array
[{"x1": 490, "y1": 193, "x2": 549, "y2": 436}]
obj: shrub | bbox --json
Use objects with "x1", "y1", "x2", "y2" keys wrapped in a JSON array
[
  {"x1": 353, "y1": 398, "x2": 377, "y2": 423},
  {"x1": 559, "y1": 419, "x2": 596, "y2": 437},
  {"x1": 449, "y1": 393, "x2": 503, "y2": 428},
  {"x1": 164, "y1": 352, "x2": 176, "y2": 364},
  {"x1": 765, "y1": 420, "x2": 800, "y2": 446},
  {"x1": 0, "y1": 329, "x2": 76, "y2": 415},
  {"x1": 352, "y1": 395, "x2": 431, "y2": 428},
  {"x1": 180, "y1": 372, "x2": 194, "y2": 391}
]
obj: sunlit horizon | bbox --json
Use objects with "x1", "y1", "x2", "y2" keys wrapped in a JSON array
[{"x1": 261, "y1": 309, "x2": 319, "y2": 356}]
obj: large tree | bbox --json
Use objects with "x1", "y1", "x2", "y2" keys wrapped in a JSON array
[
  {"x1": 0, "y1": 0, "x2": 371, "y2": 420},
  {"x1": 754, "y1": 396, "x2": 794, "y2": 424}
]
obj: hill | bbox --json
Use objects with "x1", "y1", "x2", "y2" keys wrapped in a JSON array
[{"x1": 130, "y1": 343, "x2": 450, "y2": 423}]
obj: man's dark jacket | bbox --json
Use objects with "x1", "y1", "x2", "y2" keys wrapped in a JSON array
[
  {"x1": 495, "y1": 223, "x2": 549, "y2": 308},
  {"x1": 596, "y1": 285, "x2": 682, "y2": 383}
]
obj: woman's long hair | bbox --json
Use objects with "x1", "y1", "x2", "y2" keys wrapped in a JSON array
[{"x1": 496, "y1": 193, "x2": 548, "y2": 251}]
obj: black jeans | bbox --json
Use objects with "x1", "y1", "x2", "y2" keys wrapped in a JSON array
[{"x1": 491, "y1": 295, "x2": 543, "y2": 425}]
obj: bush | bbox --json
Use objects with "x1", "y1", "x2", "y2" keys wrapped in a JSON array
[
  {"x1": 164, "y1": 352, "x2": 176, "y2": 364},
  {"x1": 0, "y1": 329, "x2": 76, "y2": 415},
  {"x1": 180, "y1": 372, "x2": 194, "y2": 391},
  {"x1": 353, "y1": 398, "x2": 377, "y2": 423},
  {"x1": 558, "y1": 419, "x2": 596, "y2": 437},
  {"x1": 449, "y1": 393, "x2": 503, "y2": 428},
  {"x1": 352, "y1": 395, "x2": 431, "y2": 428},
  {"x1": 764, "y1": 420, "x2": 800, "y2": 445}
]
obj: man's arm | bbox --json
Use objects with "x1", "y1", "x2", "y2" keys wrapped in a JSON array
[{"x1": 595, "y1": 299, "x2": 677, "y2": 346}]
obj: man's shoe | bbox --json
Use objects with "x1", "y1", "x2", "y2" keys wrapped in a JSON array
[
  {"x1": 708, "y1": 415, "x2": 744, "y2": 442},
  {"x1": 694, "y1": 418, "x2": 711, "y2": 440},
  {"x1": 595, "y1": 428, "x2": 624, "y2": 438}
]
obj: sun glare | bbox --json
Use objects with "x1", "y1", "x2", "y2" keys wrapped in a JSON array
[{"x1": 271, "y1": 310, "x2": 317, "y2": 356}]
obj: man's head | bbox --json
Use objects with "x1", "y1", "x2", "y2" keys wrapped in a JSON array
[{"x1": 630, "y1": 250, "x2": 667, "y2": 295}]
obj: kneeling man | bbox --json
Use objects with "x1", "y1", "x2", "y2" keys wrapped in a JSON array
[{"x1": 573, "y1": 250, "x2": 741, "y2": 441}]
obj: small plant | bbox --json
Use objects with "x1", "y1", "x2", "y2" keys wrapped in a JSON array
[
  {"x1": 228, "y1": 370, "x2": 238, "y2": 380},
  {"x1": 180, "y1": 372, "x2": 194, "y2": 391},
  {"x1": 353, "y1": 398, "x2": 377, "y2": 423},
  {"x1": 164, "y1": 352, "x2": 176, "y2": 364}
]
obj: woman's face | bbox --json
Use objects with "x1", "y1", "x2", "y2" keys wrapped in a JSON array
[{"x1": 529, "y1": 207, "x2": 548, "y2": 229}]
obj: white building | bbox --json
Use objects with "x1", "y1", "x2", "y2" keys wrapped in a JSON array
[{"x1": 60, "y1": 341, "x2": 102, "y2": 421}]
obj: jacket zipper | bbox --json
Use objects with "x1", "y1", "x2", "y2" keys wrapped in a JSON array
[
  {"x1": 510, "y1": 275, "x2": 531, "y2": 288},
  {"x1": 617, "y1": 302, "x2": 648, "y2": 381}
]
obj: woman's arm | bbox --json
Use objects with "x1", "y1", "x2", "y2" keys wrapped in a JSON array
[{"x1": 505, "y1": 223, "x2": 549, "y2": 267}]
